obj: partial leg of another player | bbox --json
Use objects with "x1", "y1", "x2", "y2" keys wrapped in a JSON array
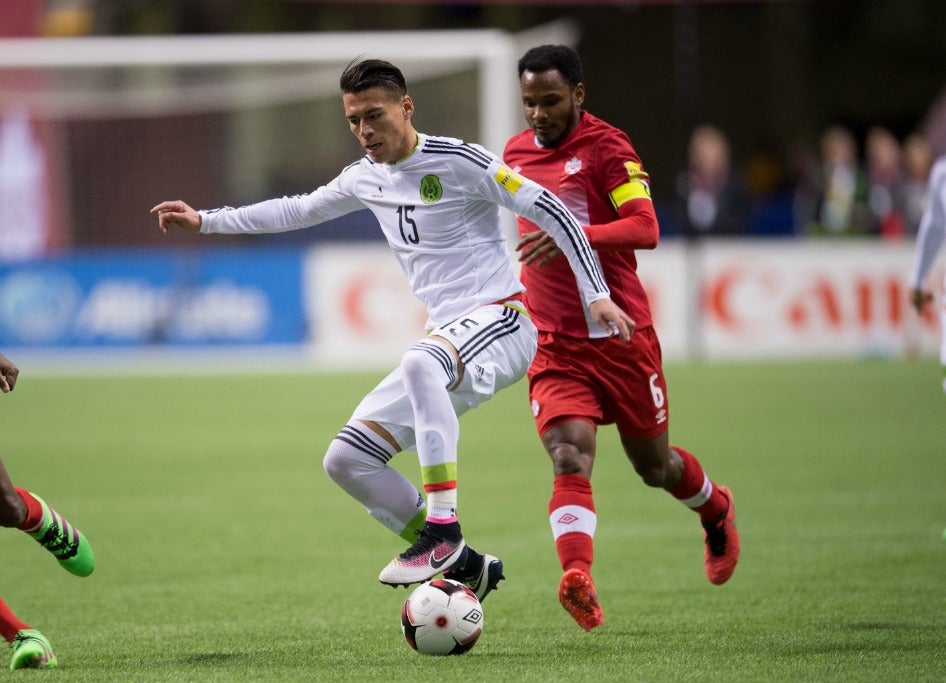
[
  {"x1": 327, "y1": 308, "x2": 535, "y2": 598},
  {"x1": 0, "y1": 460, "x2": 95, "y2": 577},
  {"x1": 323, "y1": 418, "x2": 503, "y2": 600},
  {"x1": 939, "y1": 284, "x2": 946, "y2": 393},
  {"x1": 544, "y1": 420, "x2": 605, "y2": 631},
  {"x1": 375, "y1": 340, "x2": 465, "y2": 587},
  {"x1": 621, "y1": 431, "x2": 740, "y2": 585},
  {"x1": 8, "y1": 632, "x2": 56, "y2": 669},
  {"x1": 0, "y1": 461, "x2": 93, "y2": 669},
  {"x1": 546, "y1": 422, "x2": 741, "y2": 631},
  {"x1": 1, "y1": 598, "x2": 57, "y2": 670}
]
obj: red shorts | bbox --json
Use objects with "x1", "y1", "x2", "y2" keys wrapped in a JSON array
[{"x1": 527, "y1": 325, "x2": 669, "y2": 439}]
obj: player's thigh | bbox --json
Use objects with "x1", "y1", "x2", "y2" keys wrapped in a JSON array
[
  {"x1": 527, "y1": 335, "x2": 606, "y2": 435},
  {"x1": 540, "y1": 418, "x2": 598, "y2": 476},
  {"x1": 350, "y1": 366, "x2": 418, "y2": 451},
  {"x1": 434, "y1": 304, "x2": 537, "y2": 411},
  {"x1": 350, "y1": 362, "x2": 478, "y2": 453},
  {"x1": 603, "y1": 326, "x2": 669, "y2": 440},
  {"x1": 352, "y1": 306, "x2": 536, "y2": 448}
]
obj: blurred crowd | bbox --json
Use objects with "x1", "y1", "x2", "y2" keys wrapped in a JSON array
[{"x1": 666, "y1": 123, "x2": 936, "y2": 240}]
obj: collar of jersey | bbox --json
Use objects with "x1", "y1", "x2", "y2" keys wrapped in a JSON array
[{"x1": 391, "y1": 132, "x2": 423, "y2": 165}]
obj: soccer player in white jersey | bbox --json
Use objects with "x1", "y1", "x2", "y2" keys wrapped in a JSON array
[
  {"x1": 909, "y1": 155, "x2": 946, "y2": 392},
  {"x1": 152, "y1": 58, "x2": 634, "y2": 600}
]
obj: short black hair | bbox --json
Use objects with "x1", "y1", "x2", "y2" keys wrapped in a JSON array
[
  {"x1": 517, "y1": 45, "x2": 583, "y2": 88},
  {"x1": 339, "y1": 58, "x2": 408, "y2": 98}
]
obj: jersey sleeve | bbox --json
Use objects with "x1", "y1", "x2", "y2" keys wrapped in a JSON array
[
  {"x1": 584, "y1": 198, "x2": 659, "y2": 251},
  {"x1": 472, "y1": 147, "x2": 611, "y2": 305},
  {"x1": 200, "y1": 167, "x2": 365, "y2": 235},
  {"x1": 595, "y1": 128, "x2": 653, "y2": 211}
]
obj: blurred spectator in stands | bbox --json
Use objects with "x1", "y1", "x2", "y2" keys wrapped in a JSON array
[
  {"x1": 674, "y1": 124, "x2": 751, "y2": 238},
  {"x1": 804, "y1": 124, "x2": 872, "y2": 237},
  {"x1": 865, "y1": 126, "x2": 904, "y2": 239},
  {"x1": 789, "y1": 138, "x2": 821, "y2": 236},
  {"x1": 745, "y1": 146, "x2": 796, "y2": 236},
  {"x1": 897, "y1": 132, "x2": 933, "y2": 236}
]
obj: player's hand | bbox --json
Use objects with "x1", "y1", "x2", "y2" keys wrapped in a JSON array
[
  {"x1": 0, "y1": 352, "x2": 19, "y2": 393},
  {"x1": 909, "y1": 287, "x2": 933, "y2": 315},
  {"x1": 150, "y1": 200, "x2": 202, "y2": 234},
  {"x1": 516, "y1": 229, "x2": 562, "y2": 266},
  {"x1": 589, "y1": 298, "x2": 635, "y2": 342}
]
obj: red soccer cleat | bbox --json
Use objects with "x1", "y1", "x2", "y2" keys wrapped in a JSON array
[
  {"x1": 702, "y1": 485, "x2": 740, "y2": 585},
  {"x1": 558, "y1": 568, "x2": 604, "y2": 631}
]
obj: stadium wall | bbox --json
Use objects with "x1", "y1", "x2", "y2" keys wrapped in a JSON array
[
  {"x1": 0, "y1": 239, "x2": 940, "y2": 369},
  {"x1": 308, "y1": 239, "x2": 941, "y2": 365}
]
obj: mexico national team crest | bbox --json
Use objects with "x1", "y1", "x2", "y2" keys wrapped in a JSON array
[
  {"x1": 565, "y1": 156, "x2": 582, "y2": 174},
  {"x1": 420, "y1": 174, "x2": 443, "y2": 204}
]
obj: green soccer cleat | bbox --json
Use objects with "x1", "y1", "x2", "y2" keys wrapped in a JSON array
[
  {"x1": 25, "y1": 493, "x2": 95, "y2": 577},
  {"x1": 10, "y1": 629, "x2": 57, "y2": 670}
]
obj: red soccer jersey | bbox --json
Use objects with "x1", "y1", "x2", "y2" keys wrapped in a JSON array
[{"x1": 504, "y1": 111, "x2": 654, "y2": 337}]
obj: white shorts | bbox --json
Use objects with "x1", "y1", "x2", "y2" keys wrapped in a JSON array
[{"x1": 351, "y1": 301, "x2": 537, "y2": 451}]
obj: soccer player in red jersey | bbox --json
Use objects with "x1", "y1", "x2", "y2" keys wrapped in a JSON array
[{"x1": 504, "y1": 45, "x2": 740, "y2": 631}]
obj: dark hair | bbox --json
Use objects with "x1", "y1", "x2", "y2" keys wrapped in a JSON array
[
  {"x1": 339, "y1": 58, "x2": 408, "y2": 98},
  {"x1": 517, "y1": 45, "x2": 583, "y2": 88}
]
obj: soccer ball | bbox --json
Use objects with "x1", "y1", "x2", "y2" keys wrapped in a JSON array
[{"x1": 400, "y1": 579, "x2": 484, "y2": 655}]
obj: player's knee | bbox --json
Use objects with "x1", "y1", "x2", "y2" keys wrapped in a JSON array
[
  {"x1": 323, "y1": 435, "x2": 369, "y2": 485},
  {"x1": 400, "y1": 348, "x2": 430, "y2": 381},
  {"x1": 547, "y1": 441, "x2": 592, "y2": 477},
  {"x1": 323, "y1": 424, "x2": 394, "y2": 488},
  {"x1": 322, "y1": 441, "x2": 347, "y2": 484},
  {"x1": 629, "y1": 453, "x2": 677, "y2": 488},
  {"x1": 401, "y1": 341, "x2": 456, "y2": 389},
  {"x1": 636, "y1": 464, "x2": 670, "y2": 488}
]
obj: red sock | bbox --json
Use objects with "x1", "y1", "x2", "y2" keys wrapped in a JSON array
[
  {"x1": 13, "y1": 488, "x2": 43, "y2": 531},
  {"x1": 0, "y1": 598, "x2": 31, "y2": 642},
  {"x1": 667, "y1": 447, "x2": 728, "y2": 522},
  {"x1": 549, "y1": 474, "x2": 595, "y2": 574}
]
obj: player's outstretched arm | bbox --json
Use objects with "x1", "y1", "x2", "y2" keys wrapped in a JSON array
[
  {"x1": 0, "y1": 352, "x2": 18, "y2": 393},
  {"x1": 150, "y1": 200, "x2": 202, "y2": 234},
  {"x1": 589, "y1": 298, "x2": 635, "y2": 342}
]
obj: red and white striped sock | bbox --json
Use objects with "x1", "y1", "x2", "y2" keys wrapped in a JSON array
[
  {"x1": 668, "y1": 446, "x2": 728, "y2": 522},
  {"x1": 548, "y1": 474, "x2": 596, "y2": 574}
]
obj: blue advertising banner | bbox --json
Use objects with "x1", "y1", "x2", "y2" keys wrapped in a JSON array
[{"x1": 0, "y1": 248, "x2": 304, "y2": 346}]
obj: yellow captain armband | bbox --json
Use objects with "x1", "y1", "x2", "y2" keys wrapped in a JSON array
[
  {"x1": 609, "y1": 160, "x2": 652, "y2": 208},
  {"x1": 609, "y1": 179, "x2": 652, "y2": 208}
]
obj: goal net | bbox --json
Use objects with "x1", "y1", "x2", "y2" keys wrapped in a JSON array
[{"x1": 0, "y1": 22, "x2": 578, "y2": 255}]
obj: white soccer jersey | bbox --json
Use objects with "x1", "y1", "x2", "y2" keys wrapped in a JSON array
[
  {"x1": 200, "y1": 133, "x2": 610, "y2": 328},
  {"x1": 909, "y1": 156, "x2": 946, "y2": 289}
]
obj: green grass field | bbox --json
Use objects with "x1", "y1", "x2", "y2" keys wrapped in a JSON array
[{"x1": 1, "y1": 358, "x2": 943, "y2": 681}]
